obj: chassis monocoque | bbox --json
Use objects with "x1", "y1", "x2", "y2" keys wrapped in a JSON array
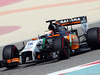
[{"x1": 0, "y1": 16, "x2": 100, "y2": 68}]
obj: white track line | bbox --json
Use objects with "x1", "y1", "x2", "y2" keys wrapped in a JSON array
[{"x1": 47, "y1": 60, "x2": 100, "y2": 75}]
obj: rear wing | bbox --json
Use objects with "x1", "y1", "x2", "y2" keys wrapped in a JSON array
[
  {"x1": 56, "y1": 16, "x2": 87, "y2": 26},
  {"x1": 56, "y1": 16, "x2": 88, "y2": 34}
]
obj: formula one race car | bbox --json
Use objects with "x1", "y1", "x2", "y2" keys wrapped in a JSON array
[{"x1": 0, "y1": 16, "x2": 100, "y2": 68}]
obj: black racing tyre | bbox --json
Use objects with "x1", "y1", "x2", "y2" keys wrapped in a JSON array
[
  {"x1": 86, "y1": 27, "x2": 100, "y2": 49},
  {"x1": 3, "y1": 45, "x2": 19, "y2": 68},
  {"x1": 22, "y1": 52, "x2": 27, "y2": 64},
  {"x1": 53, "y1": 37, "x2": 70, "y2": 60}
]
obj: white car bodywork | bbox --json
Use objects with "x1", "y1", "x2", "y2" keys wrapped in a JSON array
[{"x1": 20, "y1": 39, "x2": 43, "y2": 61}]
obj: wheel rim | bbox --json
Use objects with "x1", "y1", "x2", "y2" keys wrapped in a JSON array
[
  {"x1": 98, "y1": 28, "x2": 100, "y2": 44},
  {"x1": 62, "y1": 38, "x2": 68, "y2": 57},
  {"x1": 13, "y1": 46, "x2": 19, "y2": 58}
]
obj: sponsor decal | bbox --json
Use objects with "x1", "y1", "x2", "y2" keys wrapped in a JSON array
[{"x1": 28, "y1": 43, "x2": 33, "y2": 45}]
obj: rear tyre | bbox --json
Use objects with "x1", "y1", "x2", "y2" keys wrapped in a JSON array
[
  {"x1": 86, "y1": 27, "x2": 100, "y2": 49},
  {"x1": 3, "y1": 45, "x2": 19, "y2": 68},
  {"x1": 53, "y1": 37, "x2": 70, "y2": 60}
]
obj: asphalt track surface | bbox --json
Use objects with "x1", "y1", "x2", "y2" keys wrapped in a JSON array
[{"x1": 0, "y1": 22, "x2": 100, "y2": 75}]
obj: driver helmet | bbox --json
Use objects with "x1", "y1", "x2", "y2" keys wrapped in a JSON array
[{"x1": 44, "y1": 30, "x2": 54, "y2": 37}]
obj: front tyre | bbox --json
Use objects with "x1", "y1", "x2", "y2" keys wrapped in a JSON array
[
  {"x1": 22, "y1": 52, "x2": 27, "y2": 64},
  {"x1": 3, "y1": 45, "x2": 19, "y2": 68},
  {"x1": 53, "y1": 37, "x2": 70, "y2": 60}
]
